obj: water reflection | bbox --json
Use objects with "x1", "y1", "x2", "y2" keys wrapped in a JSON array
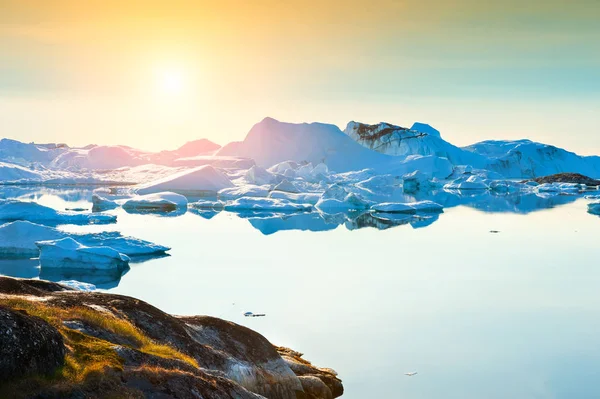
[{"x1": 39, "y1": 266, "x2": 129, "y2": 290}]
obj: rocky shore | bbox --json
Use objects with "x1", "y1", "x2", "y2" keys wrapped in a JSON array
[{"x1": 0, "y1": 277, "x2": 343, "y2": 399}]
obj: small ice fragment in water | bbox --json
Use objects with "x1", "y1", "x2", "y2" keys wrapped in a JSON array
[
  {"x1": 404, "y1": 372, "x2": 418, "y2": 377},
  {"x1": 243, "y1": 311, "x2": 266, "y2": 317}
]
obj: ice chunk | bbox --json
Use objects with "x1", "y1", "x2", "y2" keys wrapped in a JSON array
[
  {"x1": 244, "y1": 165, "x2": 275, "y2": 185},
  {"x1": 316, "y1": 193, "x2": 372, "y2": 213},
  {"x1": 135, "y1": 165, "x2": 234, "y2": 196},
  {"x1": 122, "y1": 192, "x2": 188, "y2": 213},
  {"x1": 401, "y1": 170, "x2": 432, "y2": 193},
  {"x1": 588, "y1": 202, "x2": 600, "y2": 215},
  {"x1": 0, "y1": 199, "x2": 116, "y2": 225},
  {"x1": 321, "y1": 184, "x2": 349, "y2": 201},
  {"x1": 92, "y1": 194, "x2": 119, "y2": 212},
  {"x1": 536, "y1": 182, "x2": 585, "y2": 194},
  {"x1": 271, "y1": 179, "x2": 300, "y2": 193},
  {"x1": 267, "y1": 160, "x2": 299, "y2": 174},
  {"x1": 36, "y1": 237, "x2": 130, "y2": 270},
  {"x1": 224, "y1": 197, "x2": 313, "y2": 213},
  {"x1": 409, "y1": 201, "x2": 444, "y2": 213},
  {"x1": 444, "y1": 175, "x2": 490, "y2": 191},
  {"x1": 371, "y1": 202, "x2": 416, "y2": 214}
]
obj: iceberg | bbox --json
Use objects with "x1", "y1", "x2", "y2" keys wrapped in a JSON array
[
  {"x1": 316, "y1": 193, "x2": 372, "y2": 213},
  {"x1": 135, "y1": 165, "x2": 234, "y2": 196},
  {"x1": 36, "y1": 237, "x2": 130, "y2": 270},
  {"x1": 92, "y1": 194, "x2": 119, "y2": 212},
  {"x1": 0, "y1": 221, "x2": 170, "y2": 258},
  {"x1": 272, "y1": 179, "x2": 300, "y2": 193},
  {"x1": 122, "y1": 192, "x2": 188, "y2": 213},
  {"x1": 588, "y1": 202, "x2": 600, "y2": 215},
  {"x1": 444, "y1": 175, "x2": 490, "y2": 191},
  {"x1": 0, "y1": 199, "x2": 116, "y2": 225},
  {"x1": 224, "y1": 197, "x2": 313, "y2": 213},
  {"x1": 189, "y1": 199, "x2": 225, "y2": 210}
]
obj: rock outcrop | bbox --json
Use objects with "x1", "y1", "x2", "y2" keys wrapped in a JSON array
[
  {"x1": 0, "y1": 277, "x2": 343, "y2": 399},
  {"x1": 0, "y1": 306, "x2": 66, "y2": 382}
]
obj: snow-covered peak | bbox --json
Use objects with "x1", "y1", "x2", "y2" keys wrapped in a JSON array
[{"x1": 410, "y1": 122, "x2": 441, "y2": 138}]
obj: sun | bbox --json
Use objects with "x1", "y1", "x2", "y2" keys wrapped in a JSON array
[{"x1": 156, "y1": 68, "x2": 185, "y2": 95}]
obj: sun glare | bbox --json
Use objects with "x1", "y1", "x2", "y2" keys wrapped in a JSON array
[{"x1": 157, "y1": 68, "x2": 185, "y2": 95}]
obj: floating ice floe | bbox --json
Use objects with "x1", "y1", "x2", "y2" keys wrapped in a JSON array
[
  {"x1": 122, "y1": 192, "x2": 188, "y2": 213},
  {"x1": 0, "y1": 199, "x2": 116, "y2": 225},
  {"x1": 36, "y1": 237, "x2": 130, "y2": 271},
  {"x1": 135, "y1": 165, "x2": 234, "y2": 196},
  {"x1": 316, "y1": 193, "x2": 372, "y2": 213},
  {"x1": 536, "y1": 182, "x2": 585, "y2": 194},
  {"x1": 224, "y1": 197, "x2": 313, "y2": 213},
  {"x1": 371, "y1": 200, "x2": 443, "y2": 214},
  {"x1": 444, "y1": 175, "x2": 490, "y2": 191},
  {"x1": 92, "y1": 194, "x2": 120, "y2": 212},
  {"x1": 588, "y1": 202, "x2": 600, "y2": 215},
  {"x1": 0, "y1": 220, "x2": 170, "y2": 258},
  {"x1": 244, "y1": 311, "x2": 266, "y2": 318}
]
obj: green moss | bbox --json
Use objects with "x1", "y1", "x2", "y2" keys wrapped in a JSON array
[{"x1": 0, "y1": 297, "x2": 198, "y2": 397}]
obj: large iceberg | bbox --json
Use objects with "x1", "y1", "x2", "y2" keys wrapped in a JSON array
[
  {"x1": 36, "y1": 237, "x2": 130, "y2": 270},
  {"x1": 0, "y1": 221, "x2": 170, "y2": 258},
  {"x1": 0, "y1": 199, "x2": 116, "y2": 225}
]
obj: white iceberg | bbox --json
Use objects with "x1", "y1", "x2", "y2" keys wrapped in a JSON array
[
  {"x1": 316, "y1": 193, "x2": 372, "y2": 213},
  {"x1": 36, "y1": 237, "x2": 130, "y2": 270},
  {"x1": 243, "y1": 165, "x2": 275, "y2": 185},
  {"x1": 444, "y1": 175, "x2": 490, "y2": 191},
  {"x1": 271, "y1": 179, "x2": 300, "y2": 193},
  {"x1": 0, "y1": 220, "x2": 170, "y2": 258},
  {"x1": 223, "y1": 197, "x2": 312, "y2": 213},
  {"x1": 92, "y1": 194, "x2": 119, "y2": 212},
  {"x1": 135, "y1": 165, "x2": 234, "y2": 196},
  {"x1": 122, "y1": 192, "x2": 188, "y2": 213},
  {"x1": 0, "y1": 199, "x2": 116, "y2": 225}
]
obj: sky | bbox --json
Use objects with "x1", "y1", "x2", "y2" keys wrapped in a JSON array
[{"x1": 0, "y1": 0, "x2": 598, "y2": 154}]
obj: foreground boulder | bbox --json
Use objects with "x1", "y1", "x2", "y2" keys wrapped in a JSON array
[
  {"x1": 0, "y1": 306, "x2": 66, "y2": 381},
  {"x1": 0, "y1": 277, "x2": 343, "y2": 399}
]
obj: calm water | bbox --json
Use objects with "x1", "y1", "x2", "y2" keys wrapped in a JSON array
[{"x1": 1, "y1": 186, "x2": 600, "y2": 398}]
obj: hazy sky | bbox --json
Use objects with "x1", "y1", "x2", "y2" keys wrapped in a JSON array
[{"x1": 1, "y1": 0, "x2": 598, "y2": 153}]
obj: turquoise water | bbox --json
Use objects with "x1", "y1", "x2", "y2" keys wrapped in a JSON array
[{"x1": 1, "y1": 186, "x2": 600, "y2": 398}]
